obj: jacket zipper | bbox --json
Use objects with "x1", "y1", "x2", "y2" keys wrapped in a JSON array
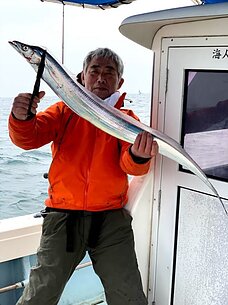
[
  {"x1": 84, "y1": 127, "x2": 97, "y2": 210},
  {"x1": 48, "y1": 112, "x2": 74, "y2": 193}
]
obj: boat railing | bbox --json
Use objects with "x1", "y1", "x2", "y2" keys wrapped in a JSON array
[{"x1": 0, "y1": 261, "x2": 92, "y2": 294}]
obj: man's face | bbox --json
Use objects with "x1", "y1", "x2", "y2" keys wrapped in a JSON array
[{"x1": 81, "y1": 56, "x2": 124, "y2": 100}]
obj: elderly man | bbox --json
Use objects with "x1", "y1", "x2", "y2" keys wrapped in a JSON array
[{"x1": 9, "y1": 47, "x2": 157, "y2": 305}]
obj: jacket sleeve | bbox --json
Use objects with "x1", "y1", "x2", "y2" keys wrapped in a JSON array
[
  {"x1": 119, "y1": 142, "x2": 151, "y2": 176},
  {"x1": 118, "y1": 109, "x2": 151, "y2": 176},
  {"x1": 8, "y1": 102, "x2": 63, "y2": 150}
]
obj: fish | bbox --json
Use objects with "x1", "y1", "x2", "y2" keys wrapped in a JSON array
[{"x1": 8, "y1": 40, "x2": 227, "y2": 215}]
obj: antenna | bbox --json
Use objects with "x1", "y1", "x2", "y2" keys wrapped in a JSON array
[{"x1": 61, "y1": 1, "x2": 65, "y2": 64}]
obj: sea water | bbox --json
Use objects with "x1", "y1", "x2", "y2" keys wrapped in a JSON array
[{"x1": 0, "y1": 93, "x2": 150, "y2": 220}]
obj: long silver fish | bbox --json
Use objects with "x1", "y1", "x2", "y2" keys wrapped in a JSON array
[{"x1": 9, "y1": 40, "x2": 227, "y2": 215}]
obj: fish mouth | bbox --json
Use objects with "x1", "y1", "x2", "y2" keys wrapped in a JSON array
[
  {"x1": 9, "y1": 40, "x2": 37, "y2": 62},
  {"x1": 9, "y1": 41, "x2": 25, "y2": 58},
  {"x1": 9, "y1": 40, "x2": 29, "y2": 52},
  {"x1": 8, "y1": 40, "x2": 26, "y2": 54},
  {"x1": 8, "y1": 40, "x2": 18, "y2": 50}
]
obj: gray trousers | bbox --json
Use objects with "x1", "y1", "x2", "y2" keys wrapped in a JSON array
[{"x1": 16, "y1": 209, "x2": 147, "y2": 305}]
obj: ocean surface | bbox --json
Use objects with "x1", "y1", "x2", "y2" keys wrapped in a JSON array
[{"x1": 0, "y1": 93, "x2": 151, "y2": 220}]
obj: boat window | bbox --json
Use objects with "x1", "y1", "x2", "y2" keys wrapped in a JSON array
[{"x1": 181, "y1": 70, "x2": 228, "y2": 181}]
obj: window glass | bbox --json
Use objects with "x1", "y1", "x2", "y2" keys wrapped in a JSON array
[{"x1": 182, "y1": 70, "x2": 228, "y2": 181}]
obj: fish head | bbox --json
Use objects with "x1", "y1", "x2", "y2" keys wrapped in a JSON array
[{"x1": 9, "y1": 40, "x2": 45, "y2": 71}]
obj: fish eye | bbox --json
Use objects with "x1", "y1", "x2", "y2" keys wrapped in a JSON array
[{"x1": 21, "y1": 45, "x2": 29, "y2": 52}]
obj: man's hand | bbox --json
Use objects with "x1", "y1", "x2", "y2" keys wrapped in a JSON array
[
  {"x1": 12, "y1": 91, "x2": 45, "y2": 120},
  {"x1": 131, "y1": 131, "x2": 158, "y2": 159}
]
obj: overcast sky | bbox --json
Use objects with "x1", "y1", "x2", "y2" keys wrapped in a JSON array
[{"x1": 0, "y1": 0, "x2": 193, "y2": 97}]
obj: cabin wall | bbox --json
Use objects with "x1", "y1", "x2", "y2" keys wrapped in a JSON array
[
  {"x1": 148, "y1": 15, "x2": 228, "y2": 305},
  {"x1": 126, "y1": 170, "x2": 156, "y2": 294}
]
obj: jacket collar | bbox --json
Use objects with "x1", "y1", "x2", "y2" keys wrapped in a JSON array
[{"x1": 114, "y1": 92, "x2": 127, "y2": 109}]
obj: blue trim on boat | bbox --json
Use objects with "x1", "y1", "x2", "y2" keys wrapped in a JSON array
[{"x1": 203, "y1": 0, "x2": 228, "y2": 3}]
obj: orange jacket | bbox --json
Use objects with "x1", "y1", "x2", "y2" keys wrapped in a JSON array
[{"x1": 8, "y1": 94, "x2": 151, "y2": 211}]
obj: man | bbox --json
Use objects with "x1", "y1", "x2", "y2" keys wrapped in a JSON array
[{"x1": 9, "y1": 48, "x2": 158, "y2": 305}]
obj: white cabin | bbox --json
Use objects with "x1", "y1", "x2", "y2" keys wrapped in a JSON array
[{"x1": 120, "y1": 2, "x2": 228, "y2": 304}]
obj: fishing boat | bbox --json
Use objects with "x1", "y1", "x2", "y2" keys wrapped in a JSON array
[{"x1": 1, "y1": 0, "x2": 228, "y2": 304}]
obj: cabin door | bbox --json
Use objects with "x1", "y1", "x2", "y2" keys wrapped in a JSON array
[{"x1": 152, "y1": 42, "x2": 228, "y2": 305}]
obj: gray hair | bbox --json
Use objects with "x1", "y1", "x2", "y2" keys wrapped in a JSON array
[{"x1": 83, "y1": 48, "x2": 124, "y2": 78}]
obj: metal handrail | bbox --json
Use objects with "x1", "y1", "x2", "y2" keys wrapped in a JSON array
[
  {"x1": 0, "y1": 280, "x2": 28, "y2": 294},
  {"x1": 0, "y1": 261, "x2": 92, "y2": 294}
]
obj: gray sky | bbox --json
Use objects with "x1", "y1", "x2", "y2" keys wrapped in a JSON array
[{"x1": 0, "y1": 0, "x2": 193, "y2": 97}]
